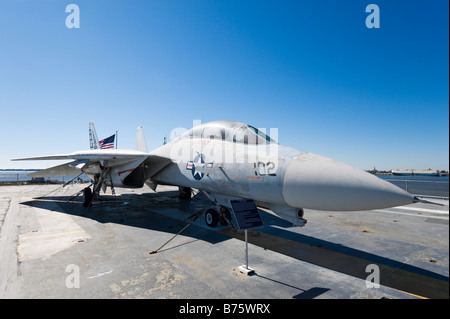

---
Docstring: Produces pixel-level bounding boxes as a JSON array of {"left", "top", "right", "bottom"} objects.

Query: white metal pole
[{"left": 245, "top": 229, "right": 248, "bottom": 269}]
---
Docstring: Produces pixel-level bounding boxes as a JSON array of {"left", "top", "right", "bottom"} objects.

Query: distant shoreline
[{"left": 0, "top": 169, "right": 39, "bottom": 171}]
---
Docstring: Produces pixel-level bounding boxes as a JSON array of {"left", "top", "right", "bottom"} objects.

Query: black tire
[
  {"left": 82, "top": 187, "right": 93, "bottom": 207},
  {"left": 205, "top": 208, "right": 219, "bottom": 228},
  {"left": 178, "top": 187, "right": 192, "bottom": 200}
]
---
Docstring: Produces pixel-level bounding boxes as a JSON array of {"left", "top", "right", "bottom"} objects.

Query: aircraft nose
[{"left": 282, "top": 153, "right": 414, "bottom": 211}]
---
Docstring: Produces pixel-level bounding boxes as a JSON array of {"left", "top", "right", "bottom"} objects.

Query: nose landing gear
[
  {"left": 204, "top": 206, "right": 233, "bottom": 228},
  {"left": 205, "top": 208, "right": 219, "bottom": 228}
]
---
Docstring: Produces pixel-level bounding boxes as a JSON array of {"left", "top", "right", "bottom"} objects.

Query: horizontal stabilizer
[
  {"left": 28, "top": 161, "right": 83, "bottom": 178},
  {"left": 12, "top": 154, "right": 70, "bottom": 161}
]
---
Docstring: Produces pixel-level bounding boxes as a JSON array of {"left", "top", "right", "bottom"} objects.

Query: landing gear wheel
[
  {"left": 82, "top": 187, "right": 93, "bottom": 207},
  {"left": 178, "top": 187, "right": 192, "bottom": 200},
  {"left": 205, "top": 208, "right": 219, "bottom": 228}
]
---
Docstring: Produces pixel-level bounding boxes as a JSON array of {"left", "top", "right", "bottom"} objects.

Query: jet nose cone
[{"left": 282, "top": 153, "right": 414, "bottom": 211}]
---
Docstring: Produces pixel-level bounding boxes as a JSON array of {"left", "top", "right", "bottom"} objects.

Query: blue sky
[{"left": 0, "top": 0, "right": 448, "bottom": 170}]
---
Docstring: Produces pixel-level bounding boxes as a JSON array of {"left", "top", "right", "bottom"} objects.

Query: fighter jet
[{"left": 12, "top": 121, "right": 416, "bottom": 227}]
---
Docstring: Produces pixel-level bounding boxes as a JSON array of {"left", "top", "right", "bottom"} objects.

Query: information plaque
[
  {"left": 230, "top": 199, "right": 264, "bottom": 230},
  {"left": 230, "top": 199, "right": 263, "bottom": 275}
]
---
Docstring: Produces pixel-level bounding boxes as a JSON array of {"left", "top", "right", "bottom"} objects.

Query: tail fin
[
  {"left": 135, "top": 126, "right": 148, "bottom": 152},
  {"left": 89, "top": 122, "right": 100, "bottom": 149}
]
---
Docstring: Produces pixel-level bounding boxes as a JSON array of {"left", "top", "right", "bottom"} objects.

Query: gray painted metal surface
[{"left": 1, "top": 184, "right": 447, "bottom": 299}]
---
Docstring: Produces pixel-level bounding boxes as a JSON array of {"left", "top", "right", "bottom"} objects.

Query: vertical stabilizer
[
  {"left": 135, "top": 126, "right": 148, "bottom": 152},
  {"left": 89, "top": 122, "right": 100, "bottom": 149}
]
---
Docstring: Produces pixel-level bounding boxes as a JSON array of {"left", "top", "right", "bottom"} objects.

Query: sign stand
[
  {"left": 238, "top": 229, "right": 254, "bottom": 275},
  {"left": 230, "top": 199, "right": 264, "bottom": 276}
]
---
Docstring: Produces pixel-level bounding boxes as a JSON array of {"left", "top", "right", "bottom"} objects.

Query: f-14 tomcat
[{"left": 13, "top": 121, "right": 416, "bottom": 227}]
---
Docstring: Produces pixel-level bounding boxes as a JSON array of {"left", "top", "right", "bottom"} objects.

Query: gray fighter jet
[{"left": 13, "top": 121, "right": 416, "bottom": 227}]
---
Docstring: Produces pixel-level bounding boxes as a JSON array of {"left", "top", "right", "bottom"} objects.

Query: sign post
[{"left": 230, "top": 199, "right": 264, "bottom": 275}]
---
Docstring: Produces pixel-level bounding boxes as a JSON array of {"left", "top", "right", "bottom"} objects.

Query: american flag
[{"left": 99, "top": 134, "right": 115, "bottom": 149}]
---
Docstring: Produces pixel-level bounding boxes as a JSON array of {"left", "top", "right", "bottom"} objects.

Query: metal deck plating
[{"left": 0, "top": 184, "right": 448, "bottom": 299}]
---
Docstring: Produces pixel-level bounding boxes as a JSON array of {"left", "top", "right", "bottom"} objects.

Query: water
[
  {"left": 378, "top": 175, "right": 449, "bottom": 198},
  {"left": 379, "top": 175, "right": 449, "bottom": 183}
]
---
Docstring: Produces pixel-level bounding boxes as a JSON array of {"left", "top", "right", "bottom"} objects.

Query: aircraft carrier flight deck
[{"left": 0, "top": 184, "right": 448, "bottom": 299}]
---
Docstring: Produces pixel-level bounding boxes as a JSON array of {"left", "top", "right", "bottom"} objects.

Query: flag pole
[{"left": 116, "top": 131, "right": 118, "bottom": 149}]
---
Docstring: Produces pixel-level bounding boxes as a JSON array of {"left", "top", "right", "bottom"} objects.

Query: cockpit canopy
[{"left": 179, "top": 121, "right": 276, "bottom": 145}]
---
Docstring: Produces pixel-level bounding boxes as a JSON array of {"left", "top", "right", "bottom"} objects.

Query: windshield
[
  {"left": 248, "top": 125, "right": 275, "bottom": 143},
  {"left": 179, "top": 121, "right": 276, "bottom": 145}
]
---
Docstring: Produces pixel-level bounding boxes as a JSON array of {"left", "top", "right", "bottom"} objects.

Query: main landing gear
[
  {"left": 82, "top": 167, "right": 115, "bottom": 207},
  {"left": 178, "top": 186, "right": 192, "bottom": 200},
  {"left": 82, "top": 187, "right": 94, "bottom": 207}
]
